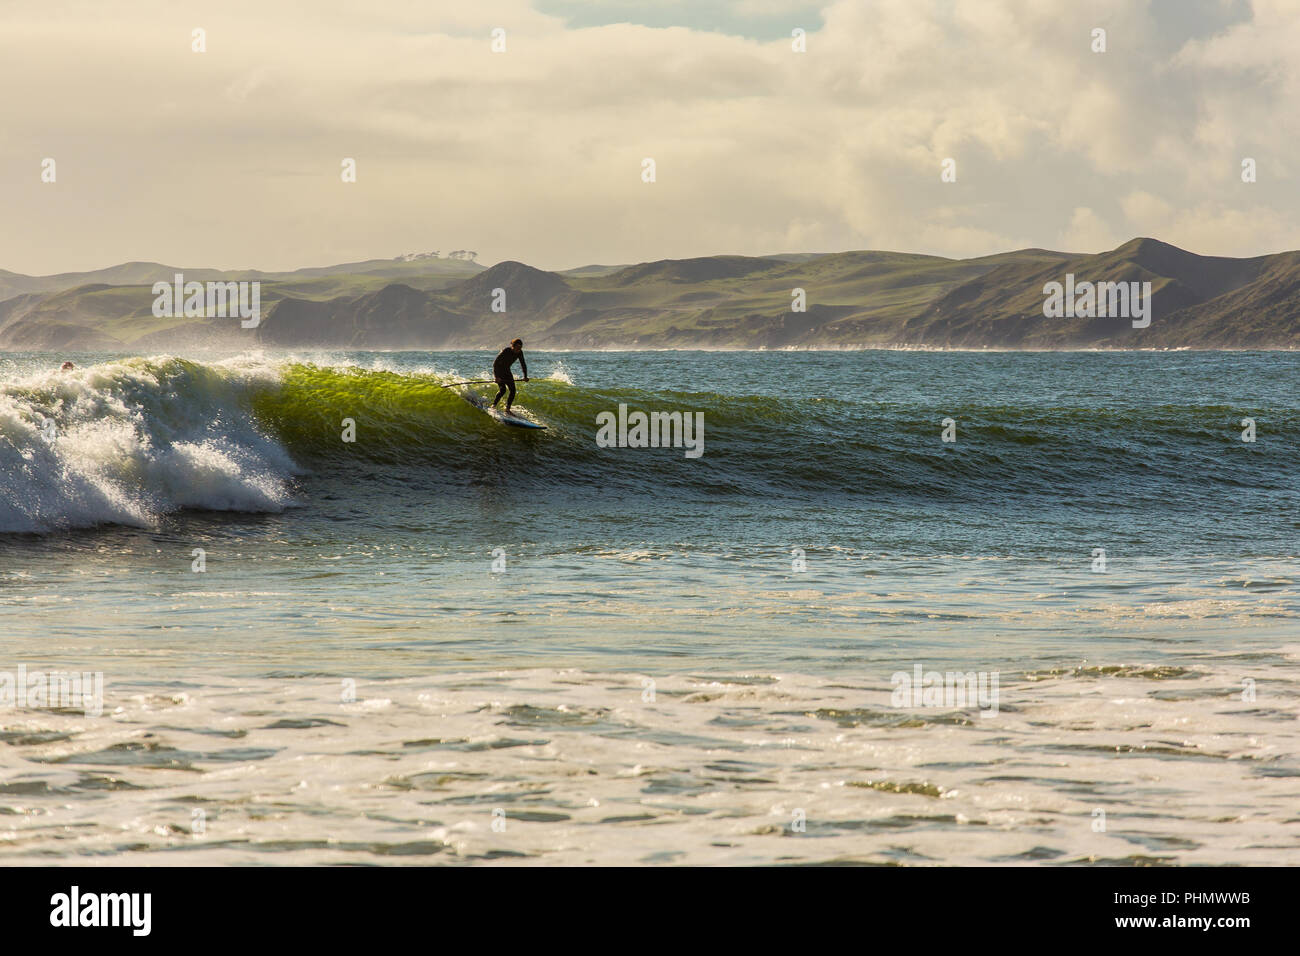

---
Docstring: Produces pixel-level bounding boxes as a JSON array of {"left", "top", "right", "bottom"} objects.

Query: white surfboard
[{"left": 464, "top": 392, "right": 547, "bottom": 429}]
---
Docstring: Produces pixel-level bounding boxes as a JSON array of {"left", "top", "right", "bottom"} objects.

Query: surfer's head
[
  {"left": 511, "top": 338, "right": 523, "bottom": 352},
  {"left": 60, "top": 361, "right": 75, "bottom": 371}
]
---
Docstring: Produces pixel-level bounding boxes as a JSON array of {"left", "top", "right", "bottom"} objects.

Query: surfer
[
  {"left": 491, "top": 338, "right": 529, "bottom": 413},
  {"left": 60, "top": 361, "right": 75, "bottom": 371}
]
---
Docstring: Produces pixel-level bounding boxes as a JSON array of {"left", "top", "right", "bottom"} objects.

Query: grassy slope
[
  {"left": 0, "top": 257, "right": 483, "bottom": 304},
  {"left": 5, "top": 240, "right": 1299, "bottom": 349},
  {"left": 903, "top": 239, "right": 1300, "bottom": 347},
  {"left": 0, "top": 262, "right": 484, "bottom": 348},
  {"left": 539, "top": 250, "right": 1070, "bottom": 346}
]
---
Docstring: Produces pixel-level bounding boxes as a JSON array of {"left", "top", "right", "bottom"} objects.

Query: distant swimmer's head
[
  {"left": 60, "top": 361, "right": 75, "bottom": 371},
  {"left": 511, "top": 338, "right": 523, "bottom": 352}
]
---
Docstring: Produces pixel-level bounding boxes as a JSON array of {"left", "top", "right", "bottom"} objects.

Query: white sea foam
[
  {"left": 0, "top": 357, "right": 297, "bottom": 533},
  {"left": 544, "top": 361, "right": 575, "bottom": 384},
  {"left": 0, "top": 660, "right": 1295, "bottom": 865}
]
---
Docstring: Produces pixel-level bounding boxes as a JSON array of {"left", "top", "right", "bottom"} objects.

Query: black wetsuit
[{"left": 492, "top": 347, "right": 527, "bottom": 407}]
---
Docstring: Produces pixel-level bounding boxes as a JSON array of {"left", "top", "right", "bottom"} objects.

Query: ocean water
[{"left": 1, "top": 349, "right": 1298, "bottom": 865}]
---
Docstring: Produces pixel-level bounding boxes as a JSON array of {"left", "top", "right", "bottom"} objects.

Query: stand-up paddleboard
[
  {"left": 463, "top": 392, "right": 547, "bottom": 429},
  {"left": 488, "top": 407, "right": 547, "bottom": 429}
]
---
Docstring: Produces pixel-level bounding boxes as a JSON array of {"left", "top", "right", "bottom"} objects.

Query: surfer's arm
[{"left": 520, "top": 354, "right": 529, "bottom": 380}]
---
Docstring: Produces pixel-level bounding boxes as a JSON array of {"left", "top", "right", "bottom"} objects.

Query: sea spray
[{"left": 0, "top": 357, "right": 296, "bottom": 533}]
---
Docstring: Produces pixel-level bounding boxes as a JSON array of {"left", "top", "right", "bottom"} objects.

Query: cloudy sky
[{"left": 1, "top": 0, "right": 1297, "bottom": 274}]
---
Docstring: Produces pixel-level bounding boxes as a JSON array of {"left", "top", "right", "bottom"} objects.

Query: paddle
[
  {"left": 437, "top": 379, "right": 498, "bottom": 388},
  {"left": 438, "top": 378, "right": 532, "bottom": 388}
]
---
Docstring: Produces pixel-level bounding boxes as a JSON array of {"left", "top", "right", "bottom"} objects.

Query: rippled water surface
[{"left": 2, "top": 349, "right": 1298, "bottom": 863}]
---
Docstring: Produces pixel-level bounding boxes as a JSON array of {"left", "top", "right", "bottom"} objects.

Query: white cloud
[
  {"left": 1060, "top": 207, "right": 1121, "bottom": 254},
  {"left": 0, "top": 0, "right": 1294, "bottom": 274}
]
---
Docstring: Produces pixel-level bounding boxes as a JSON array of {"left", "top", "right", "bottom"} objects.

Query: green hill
[
  {"left": 902, "top": 238, "right": 1300, "bottom": 347},
  {"left": 3, "top": 240, "right": 1299, "bottom": 350}
]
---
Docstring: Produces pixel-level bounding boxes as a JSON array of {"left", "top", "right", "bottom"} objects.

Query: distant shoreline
[
  {"left": 5, "top": 344, "right": 1300, "bottom": 354},
  {"left": 3, "top": 238, "right": 1299, "bottom": 351}
]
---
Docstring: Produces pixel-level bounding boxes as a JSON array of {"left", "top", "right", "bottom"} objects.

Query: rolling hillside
[
  {"left": 901, "top": 239, "right": 1300, "bottom": 347},
  {"left": 3, "top": 239, "right": 1299, "bottom": 350}
]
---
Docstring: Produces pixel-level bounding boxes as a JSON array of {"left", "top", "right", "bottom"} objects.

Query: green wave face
[
  {"left": 244, "top": 362, "right": 1293, "bottom": 508},
  {"left": 3, "top": 355, "right": 1295, "bottom": 534},
  {"left": 251, "top": 364, "right": 494, "bottom": 462}
]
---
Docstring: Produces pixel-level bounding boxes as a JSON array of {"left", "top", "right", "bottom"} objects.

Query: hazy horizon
[{"left": 9, "top": 233, "right": 1296, "bottom": 283}]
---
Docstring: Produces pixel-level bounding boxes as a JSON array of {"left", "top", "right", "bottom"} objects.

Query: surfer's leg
[
  {"left": 492, "top": 379, "right": 507, "bottom": 407},
  {"left": 505, "top": 378, "right": 517, "bottom": 411}
]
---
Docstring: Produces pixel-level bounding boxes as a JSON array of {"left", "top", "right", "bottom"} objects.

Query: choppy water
[{"left": 1, "top": 349, "right": 1298, "bottom": 864}]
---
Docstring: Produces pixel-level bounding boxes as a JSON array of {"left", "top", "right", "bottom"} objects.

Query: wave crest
[{"left": 0, "top": 357, "right": 297, "bottom": 533}]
